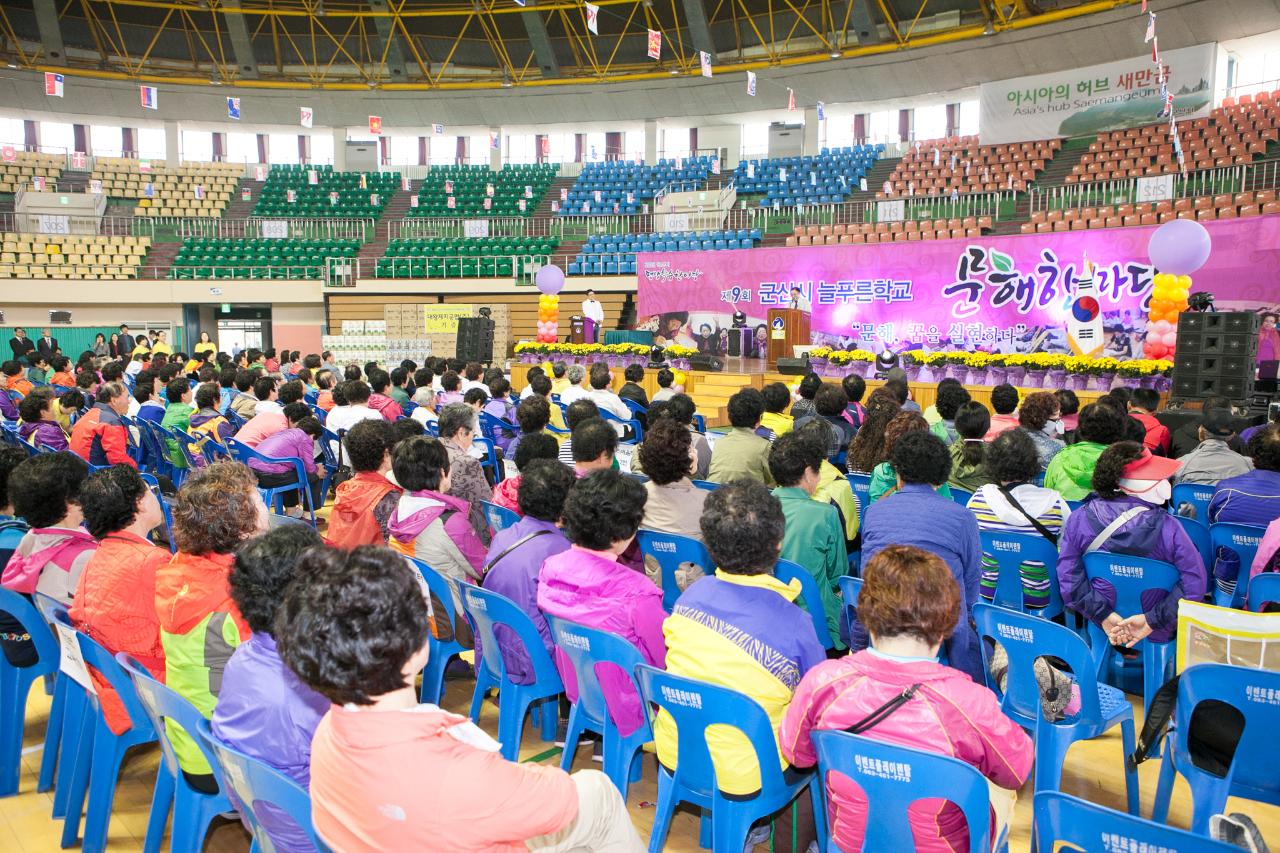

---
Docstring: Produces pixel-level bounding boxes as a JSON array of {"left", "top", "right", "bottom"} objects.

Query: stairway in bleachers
[
  {"left": 846, "top": 156, "right": 901, "bottom": 203},
  {"left": 357, "top": 179, "right": 416, "bottom": 274},
  {"left": 1031, "top": 138, "right": 1091, "bottom": 188},
  {"left": 222, "top": 178, "right": 257, "bottom": 220},
  {"left": 534, "top": 177, "right": 576, "bottom": 218}
]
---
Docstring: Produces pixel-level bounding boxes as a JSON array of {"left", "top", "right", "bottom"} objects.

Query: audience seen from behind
[
  {"left": 1044, "top": 402, "right": 1127, "bottom": 500},
  {"left": 708, "top": 388, "right": 774, "bottom": 486},
  {"left": 1174, "top": 407, "right": 1254, "bottom": 487},
  {"left": 636, "top": 417, "right": 709, "bottom": 592},
  {"left": 928, "top": 379, "right": 970, "bottom": 446},
  {"left": 1205, "top": 425, "right": 1280, "bottom": 597},
  {"left": 845, "top": 387, "right": 901, "bottom": 476},
  {"left": 868, "top": 410, "right": 951, "bottom": 503},
  {"left": 760, "top": 381, "right": 795, "bottom": 438},
  {"left": 436, "top": 402, "right": 495, "bottom": 543},
  {"left": 796, "top": 419, "right": 862, "bottom": 552},
  {"left": 948, "top": 401, "right": 995, "bottom": 493}
]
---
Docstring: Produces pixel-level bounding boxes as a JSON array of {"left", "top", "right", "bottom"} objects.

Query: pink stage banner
[{"left": 636, "top": 217, "right": 1279, "bottom": 356}]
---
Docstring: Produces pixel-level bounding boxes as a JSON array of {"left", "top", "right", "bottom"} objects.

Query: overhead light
[
  {"left": 983, "top": 21, "right": 996, "bottom": 36},
  {"left": 209, "top": 78, "right": 222, "bottom": 85},
  {"left": 6, "top": 63, "right": 16, "bottom": 69},
  {"left": 669, "top": 67, "right": 680, "bottom": 75},
  {"left": 829, "top": 50, "right": 840, "bottom": 59}
]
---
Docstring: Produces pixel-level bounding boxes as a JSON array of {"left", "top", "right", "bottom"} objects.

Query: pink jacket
[
  {"left": 779, "top": 650, "right": 1033, "bottom": 853},
  {"left": 537, "top": 546, "right": 666, "bottom": 736},
  {"left": 1251, "top": 516, "right": 1280, "bottom": 581},
  {"left": 368, "top": 393, "right": 403, "bottom": 422}
]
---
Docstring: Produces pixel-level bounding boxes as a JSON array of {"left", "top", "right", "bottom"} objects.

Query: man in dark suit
[
  {"left": 35, "top": 328, "right": 58, "bottom": 361},
  {"left": 117, "top": 324, "right": 134, "bottom": 358},
  {"left": 8, "top": 328, "right": 34, "bottom": 364}
]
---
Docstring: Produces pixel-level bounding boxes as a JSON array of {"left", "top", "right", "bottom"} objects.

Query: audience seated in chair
[
  {"left": 1174, "top": 407, "right": 1253, "bottom": 486},
  {"left": 986, "top": 383, "right": 1021, "bottom": 438},
  {"left": 868, "top": 411, "right": 953, "bottom": 503},
  {"left": 637, "top": 417, "right": 709, "bottom": 592},
  {"left": 327, "top": 418, "right": 401, "bottom": 548},
  {"left": 438, "top": 402, "right": 496, "bottom": 543},
  {"left": 948, "top": 401, "right": 996, "bottom": 493},
  {"left": 1017, "top": 391, "right": 1066, "bottom": 470},
  {"left": 760, "top": 381, "right": 795, "bottom": 438},
  {"left": 491, "top": 433, "right": 561, "bottom": 515},
  {"left": 859, "top": 431, "right": 982, "bottom": 679},
  {"left": 1205, "top": 424, "right": 1280, "bottom": 596},
  {"left": 70, "top": 465, "right": 167, "bottom": 734},
  {"left": 1056, "top": 441, "right": 1206, "bottom": 646},
  {"left": 927, "top": 380, "right": 969, "bottom": 445},
  {"left": 276, "top": 545, "right": 644, "bottom": 852},
  {"left": 17, "top": 388, "right": 69, "bottom": 452},
  {"left": 246, "top": 410, "right": 325, "bottom": 519},
  {"left": 1044, "top": 402, "right": 1127, "bottom": 500},
  {"left": 780, "top": 545, "right": 1033, "bottom": 852},
  {"left": 795, "top": 383, "right": 857, "bottom": 463},
  {"left": 1128, "top": 388, "right": 1172, "bottom": 456},
  {"left": 708, "top": 388, "right": 774, "bottom": 486},
  {"left": 154, "top": 460, "right": 269, "bottom": 792}
]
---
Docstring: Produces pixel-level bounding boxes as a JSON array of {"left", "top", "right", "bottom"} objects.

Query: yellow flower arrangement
[
  {"left": 665, "top": 345, "right": 697, "bottom": 359},
  {"left": 829, "top": 349, "right": 875, "bottom": 365},
  {"left": 809, "top": 347, "right": 834, "bottom": 360},
  {"left": 1117, "top": 358, "right": 1174, "bottom": 377}
]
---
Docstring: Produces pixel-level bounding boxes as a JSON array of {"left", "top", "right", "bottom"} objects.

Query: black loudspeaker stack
[
  {"left": 688, "top": 354, "right": 725, "bottom": 372},
  {"left": 776, "top": 357, "right": 811, "bottom": 375},
  {"left": 1171, "top": 312, "right": 1260, "bottom": 401},
  {"left": 456, "top": 317, "right": 495, "bottom": 364}
]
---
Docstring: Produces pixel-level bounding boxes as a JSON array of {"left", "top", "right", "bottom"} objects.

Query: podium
[
  {"left": 767, "top": 308, "right": 811, "bottom": 367},
  {"left": 570, "top": 316, "right": 599, "bottom": 344}
]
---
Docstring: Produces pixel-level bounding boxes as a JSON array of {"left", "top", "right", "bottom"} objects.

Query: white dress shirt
[{"left": 582, "top": 299, "right": 605, "bottom": 325}]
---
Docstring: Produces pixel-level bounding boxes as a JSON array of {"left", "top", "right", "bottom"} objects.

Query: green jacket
[
  {"left": 869, "top": 461, "right": 952, "bottom": 504},
  {"left": 773, "top": 486, "right": 846, "bottom": 647},
  {"left": 1043, "top": 440, "right": 1107, "bottom": 500},
  {"left": 948, "top": 441, "right": 995, "bottom": 493},
  {"left": 708, "top": 427, "right": 775, "bottom": 487},
  {"left": 161, "top": 402, "right": 194, "bottom": 468}
]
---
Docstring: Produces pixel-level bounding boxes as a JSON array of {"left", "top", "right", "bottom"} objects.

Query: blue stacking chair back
[
  {"left": 1152, "top": 663, "right": 1280, "bottom": 833},
  {"left": 478, "top": 411, "right": 518, "bottom": 447},
  {"left": 836, "top": 575, "right": 863, "bottom": 645},
  {"left": 846, "top": 473, "right": 871, "bottom": 525},
  {"left": 973, "top": 602, "right": 1138, "bottom": 814},
  {"left": 600, "top": 409, "right": 644, "bottom": 444},
  {"left": 1170, "top": 482, "right": 1214, "bottom": 522},
  {"left": 0, "top": 587, "right": 59, "bottom": 796},
  {"left": 1034, "top": 790, "right": 1238, "bottom": 853},
  {"left": 117, "top": 652, "right": 232, "bottom": 853},
  {"left": 1081, "top": 552, "right": 1180, "bottom": 712},
  {"left": 634, "top": 664, "right": 821, "bottom": 853},
  {"left": 1210, "top": 522, "right": 1266, "bottom": 608},
  {"left": 949, "top": 487, "right": 974, "bottom": 506},
  {"left": 480, "top": 499, "right": 520, "bottom": 536},
  {"left": 472, "top": 436, "right": 504, "bottom": 483},
  {"left": 226, "top": 438, "right": 316, "bottom": 523},
  {"left": 1247, "top": 572, "right": 1280, "bottom": 612},
  {"left": 455, "top": 582, "right": 564, "bottom": 762},
  {"left": 1175, "top": 515, "right": 1213, "bottom": 570},
  {"left": 405, "top": 558, "right": 468, "bottom": 705},
  {"left": 74, "top": 627, "right": 158, "bottom": 853},
  {"left": 197, "top": 719, "right": 328, "bottom": 853},
  {"left": 545, "top": 616, "right": 650, "bottom": 799},
  {"left": 690, "top": 479, "right": 718, "bottom": 491},
  {"left": 636, "top": 529, "right": 715, "bottom": 611},
  {"left": 978, "top": 530, "right": 1065, "bottom": 618},
  {"left": 621, "top": 398, "right": 647, "bottom": 419},
  {"left": 774, "top": 559, "right": 836, "bottom": 650},
  {"left": 811, "top": 729, "right": 998, "bottom": 853}
]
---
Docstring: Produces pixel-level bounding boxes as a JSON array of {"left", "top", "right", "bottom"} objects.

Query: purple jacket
[
  {"left": 1208, "top": 469, "right": 1280, "bottom": 528},
  {"left": 482, "top": 399, "right": 518, "bottom": 453},
  {"left": 211, "top": 632, "right": 329, "bottom": 853},
  {"left": 0, "top": 392, "right": 16, "bottom": 421},
  {"left": 480, "top": 516, "right": 571, "bottom": 685},
  {"left": 537, "top": 546, "right": 667, "bottom": 736},
  {"left": 248, "top": 427, "right": 317, "bottom": 476},
  {"left": 1056, "top": 495, "right": 1206, "bottom": 643},
  {"left": 388, "top": 490, "right": 487, "bottom": 582},
  {"left": 19, "top": 420, "right": 68, "bottom": 452}
]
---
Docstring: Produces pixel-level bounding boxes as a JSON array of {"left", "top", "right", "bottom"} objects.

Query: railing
[
  {"left": 0, "top": 212, "right": 153, "bottom": 238},
  {"left": 740, "top": 191, "right": 1010, "bottom": 232},
  {"left": 1028, "top": 160, "right": 1280, "bottom": 213},
  {"left": 174, "top": 216, "right": 375, "bottom": 240},
  {"left": 351, "top": 253, "right": 549, "bottom": 281},
  {"left": 161, "top": 264, "right": 330, "bottom": 281},
  {"left": 386, "top": 216, "right": 553, "bottom": 240}
]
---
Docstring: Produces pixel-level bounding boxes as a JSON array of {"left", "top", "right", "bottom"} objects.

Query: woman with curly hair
[
  {"left": 1017, "top": 391, "right": 1066, "bottom": 470},
  {"left": 867, "top": 411, "right": 954, "bottom": 503},
  {"left": 154, "top": 459, "right": 269, "bottom": 791},
  {"left": 845, "top": 387, "right": 901, "bottom": 475},
  {"left": 1056, "top": 441, "right": 1205, "bottom": 646}
]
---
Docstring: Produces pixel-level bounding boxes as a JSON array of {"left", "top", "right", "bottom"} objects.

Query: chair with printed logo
[
  {"left": 1210, "top": 522, "right": 1266, "bottom": 609},
  {"left": 1170, "top": 482, "right": 1215, "bottom": 523},
  {"left": 978, "top": 530, "right": 1065, "bottom": 620},
  {"left": 636, "top": 529, "right": 714, "bottom": 612},
  {"left": 1247, "top": 572, "right": 1280, "bottom": 612},
  {"left": 480, "top": 500, "right": 520, "bottom": 537},
  {"left": 1035, "top": 790, "right": 1237, "bottom": 853}
]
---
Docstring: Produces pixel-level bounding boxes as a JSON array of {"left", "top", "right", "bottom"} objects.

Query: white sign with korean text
[
  {"left": 876, "top": 199, "right": 905, "bottom": 223},
  {"left": 260, "top": 220, "right": 289, "bottom": 239},
  {"left": 979, "top": 43, "right": 1216, "bottom": 145},
  {"left": 1136, "top": 174, "right": 1175, "bottom": 202},
  {"left": 463, "top": 219, "right": 490, "bottom": 239}
]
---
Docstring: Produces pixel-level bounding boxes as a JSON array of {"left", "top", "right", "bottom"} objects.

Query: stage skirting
[{"left": 604, "top": 330, "right": 654, "bottom": 346}]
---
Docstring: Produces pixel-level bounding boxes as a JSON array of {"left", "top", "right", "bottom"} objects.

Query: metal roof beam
[
  {"left": 521, "top": 2, "right": 560, "bottom": 80},
  {"left": 681, "top": 0, "right": 718, "bottom": 55},
  {"left": 846, "top": 0, "right": 886, "bottom": 45},
  {"left": 32, "top": 0, "right": 66, "bottom": 65},
  {"left": 366, "top": 0, "right": 408, "bottom": 82},
  {"left": 220, "top": 0, "right": 259, "bottom": 79}
]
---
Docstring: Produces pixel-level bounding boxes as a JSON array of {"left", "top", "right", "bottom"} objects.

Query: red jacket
[
  {"left": 490, "top": 476, "right": 522, "bottom": 515},
  {"left": 368, "top": 393, "right": 403, "bottom": 422},
  {"left": 69, "top": 404, "right": 136, "bottom": 468},
  {"left": 1133, "top": 412, "right": 1172, "bottom": 455},
  {"left": 70, "top": 531, "right": 169, "bottom": 734},
  {"left": 327, "top": 472, "right": 401, "bottom": 549}
]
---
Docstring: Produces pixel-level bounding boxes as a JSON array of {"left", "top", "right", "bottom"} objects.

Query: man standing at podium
[
  {"left": 788, "top": 286, "right": 811, "bottom": 313},
  {"left": 582, "top": 289, "right": 604, "bottom": 344}
]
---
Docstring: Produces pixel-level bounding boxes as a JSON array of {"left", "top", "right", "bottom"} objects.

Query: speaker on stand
[
  {"left": 1171, "top": 312, "right": 1260, "bottom": 403},
  {"left": 456, "top": 317, "right": 495, "bottom": 364}
]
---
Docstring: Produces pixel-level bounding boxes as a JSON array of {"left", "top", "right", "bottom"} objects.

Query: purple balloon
[
  {"left": 535, "top": 264, "right": 566, "bottom": 295},
  {"left": 1147, "top": 218, "right": 1211, "bottom": 276}
]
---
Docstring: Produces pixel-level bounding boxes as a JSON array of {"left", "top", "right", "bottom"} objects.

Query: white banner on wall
[
  {"left": 876, "top": 199, "right": 905, "bottom": 223},
  {"left": 260, "top": 220, "right": 289, "bottom": 239},
  {"left": 979, "top": 43, "right": 1216, "bottom": 145},
  {"left": 37, "top": 214, "right": 70, "bottom": 235},
  {"left": 463, "top": 219, "right": 490, "bottom": 238},
  {"left": 1136, "top": 174, "right": 1176, "bottom": 202}
]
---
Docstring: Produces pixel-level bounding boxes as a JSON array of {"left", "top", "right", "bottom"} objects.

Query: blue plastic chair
[
  {"left": 973, "top": 603, "right": 1138, "bottom": 815},
  {"left": 634, "top": 665, "right": 823, "bottom": 853},
  {"left": 1081, "top": 553, "right": 1179, "bottom": 714},
  {"left": 74, "top": 626, "right": 158, "bottom": 853},
  {"left": 545, "top": 616, "right": 650, "bottom": 799},
  {"left": 455, "top": 582, "right": 563, "bottom": 761},
  {"left": 33, "top": 593, "right": 87, "bottom": 819},
  {"left": 118, "top": 652, "right": 232, "bottom": 853},
  {"left": 621, "top": 398, "right": 647, "bottom": 419},
  {"left": 1175, "top": 514, "right": 1213, "bottom": 572},
  {"left": 406, "top": 558, "right": 470, "bottom": 706},
  {"left": 0, "top": 588, "right": 59, "bottom": 797},
  {"left": 846, "top": 473, "right": 871, "bottom": 526},
  {"left": 1034, "top": 790, "right": 1237, "bottom": 853},
  {"left": 636, "top": 529, "right": 715, "bottom": 611},
  {"left": 1152, "top": 663, "right": 1280, "bottom": 833},
  {"left": 197, "top": 719, "right": 329, "bottom": 853},
  {"left": 226, "top": 438, "right": 317, "bottom": 524},
  {"left": 1210, "top": 522, "right": 1266, "bottom": 609},
  {"left": 601, "top": 409, "right": 644, "bottom": 444},
  {"left": 775, "top": 559, "right": 837, "bottom": 651},
  {"left": 811, "top": 729, "right": 1006, "bottom": 853},
  {"left": 836, "top": 575, "right": 863, "bottom": 644},
  {"left": 479, "top": 410, "right": 519, "bottom": 449},
  {"left": 472, "top": 436, "right": 504, "bottom": 484},
  {"left": 690, "top": 479, "right": 718, "bottom": 491},
  {"left": 978, "top": 530, "right": 1065, "bottom": 619},
  {"left": 1247, "top": 572, "right": 1280, "bottom": 611},
  {"left": 480, "top": 500, "right": 520, "bottom": 536},
  {"left": 1170, "top": 481, "right": 1215, "bottom": 522},
  {"left": 949, "top": 486, "right": 974, "bottom": 506}
]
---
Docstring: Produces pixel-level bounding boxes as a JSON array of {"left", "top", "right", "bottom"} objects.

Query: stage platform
[{"left": 510, "top": 362, "right": 1124, "bottom": 429}]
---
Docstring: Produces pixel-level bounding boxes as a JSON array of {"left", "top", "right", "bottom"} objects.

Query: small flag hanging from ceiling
[
  {"left": 1141, "top": 0, "right": 1147, "bottom": 10},
  {"left": 369, "top": 115, "right": 382, "bottom": 134},
  {"left": 699, "top": 51, "right": 712, "bottom": 78},
  {"left": 585, "top": 3, "right": 599, "bottom": 34},
  {"left": 746, "top": 71, "right": 757, "bottom": 96},
  {"left": 647, "top": 30, "right": 662, "bottom": 60},
  {"left": 816, "top": 101, "right": 825, "bottom": 121},
  {"left": 227, "top": 97, "right": 240, "bottom": 120},
  {"left": 1144, "top": 12, "right": 1156, "bottom": 43},
  {"left": 491, "top": 133, "right": 500, "bottom": 150},
  {"left": 44, "top": 72, "right": 63, "bottom": 98},
  {"left": 300, "top": 106, "right": 313, "bottom": 128},
  {"left": 787, "top": 88, "right": 796, "bottom": 111},
  {"left": 433, "top": 123, "right": 445, "bottom": 135},
  {"left": 1151, "top": 36, "right": 1158, "bottom": 63},
  {"left": 140, "top": 85, "right": 158, "bottom": 109}
]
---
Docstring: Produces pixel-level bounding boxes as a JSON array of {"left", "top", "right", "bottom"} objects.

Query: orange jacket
[
  {"left": 327, "top": 472, "right": 400, "bottom": 549},
  {"left": 70, "top": 531, "right": 169, "bottom": 734}
]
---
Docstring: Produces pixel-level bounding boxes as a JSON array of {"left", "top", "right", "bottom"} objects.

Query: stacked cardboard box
[{"left": 485, "top": 304, "right": 511, "bottom": 361}]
